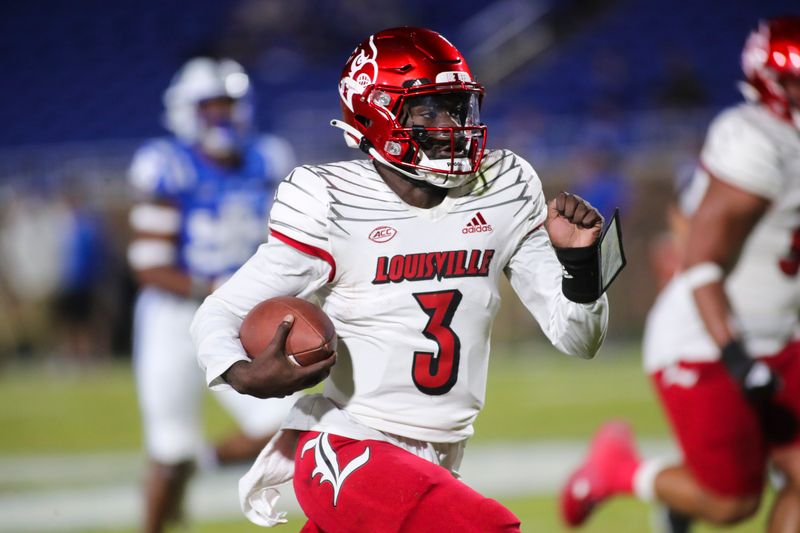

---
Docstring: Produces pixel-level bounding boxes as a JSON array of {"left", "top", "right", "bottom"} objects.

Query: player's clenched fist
[{"left": 545, "top": 191, "right": 603, "bottom": 249}]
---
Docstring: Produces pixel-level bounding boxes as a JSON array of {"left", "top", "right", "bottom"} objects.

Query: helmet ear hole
[{"left": 355, "top": 115, "right": 371, "bottom": 128}]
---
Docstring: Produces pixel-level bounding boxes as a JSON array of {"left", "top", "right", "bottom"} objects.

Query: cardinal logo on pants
[{"left": 301, "top": 433, "right": 371, "bottom": 506}]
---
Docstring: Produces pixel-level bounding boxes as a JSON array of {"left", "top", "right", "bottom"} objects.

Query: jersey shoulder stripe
[
  {"left": 271, "top": 229, "right": 336, "bottom": 281},
  {"left": 269, "top": 166, "right": 331, "bottom": 250}
]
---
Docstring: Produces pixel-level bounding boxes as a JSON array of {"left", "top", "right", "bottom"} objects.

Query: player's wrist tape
[
  {"left": 683, "top": 262, "right": 724, "bottom": 290},
  {"left": 555, "top": 243, "right": 601, "bottom": 304},
  {"left": 721, "top": 339, "right": 777, "bottom": 396}
]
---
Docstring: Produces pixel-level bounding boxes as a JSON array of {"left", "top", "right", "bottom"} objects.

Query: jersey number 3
[{"left": 412, "top": 290, "right": 463, "bottom": 395}]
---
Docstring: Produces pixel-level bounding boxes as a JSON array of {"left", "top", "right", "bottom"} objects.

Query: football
[{"left": 239, "top": 296, "right": 337, "bottom": 366}]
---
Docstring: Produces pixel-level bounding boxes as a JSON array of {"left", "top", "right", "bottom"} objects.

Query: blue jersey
[{"left": 128, "top": 135, "right": 294, "bottom": 279}]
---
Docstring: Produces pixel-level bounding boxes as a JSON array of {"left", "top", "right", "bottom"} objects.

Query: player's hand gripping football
[
  {"left": 545, "top": 192, "right": 603, "bottom": 248},
  {"left": 223, "top": 316, "right": 336, "bottom": 399}
]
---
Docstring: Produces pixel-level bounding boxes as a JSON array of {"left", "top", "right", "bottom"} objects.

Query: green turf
[
  {"left": 0, "top": 343, "right": 768, "bottom": 532},
  {"left": 108, "top": 494, "right": 771, "bottom": 533},
  {"left": 474, "top": 341, "right": 670, "bottom": 441},
  {"left": 0, "top": 342, "right": 667, "bottom": 454},
  {"left": 505, "top": 493, "right": 771, "bottom": 533}
]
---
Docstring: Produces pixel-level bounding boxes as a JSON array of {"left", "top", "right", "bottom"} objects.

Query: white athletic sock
[{"left": 633, "top": 458, "right": 669, "bottom": 502}]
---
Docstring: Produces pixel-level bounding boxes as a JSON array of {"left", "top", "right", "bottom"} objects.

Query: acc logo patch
[{"left": 369, "top": 225, "right": 397, "bottom": 243}]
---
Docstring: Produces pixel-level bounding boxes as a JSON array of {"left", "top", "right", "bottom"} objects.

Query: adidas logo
[{"left": 462, "top": 212, "right": 493, "bottom": 234}]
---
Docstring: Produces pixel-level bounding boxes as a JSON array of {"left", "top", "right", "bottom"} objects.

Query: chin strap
[
  {"left": 330, "top": 119, "right": 423, "bottom": 181},
  {"left": 330, "top": 119, "right": 468, "bottom": 189}
]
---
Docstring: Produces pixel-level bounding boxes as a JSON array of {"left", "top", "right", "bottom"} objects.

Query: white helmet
[{"left": 163, "top": 57, "right": 253, "bottom": 155}]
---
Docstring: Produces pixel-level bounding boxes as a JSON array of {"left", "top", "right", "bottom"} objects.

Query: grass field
[{"left": 0, "top": 341, "right": 772, "bottom": 532}]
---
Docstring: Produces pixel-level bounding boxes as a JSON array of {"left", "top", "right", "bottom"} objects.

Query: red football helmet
[
  {"left": 331, "top": 27, "right": 487, "bottom": 188},
  {"left": 741, "top": 16, "right": 800, "bottom": 127}
]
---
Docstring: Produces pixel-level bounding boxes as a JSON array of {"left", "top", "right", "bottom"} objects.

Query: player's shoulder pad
[
  {"left": 706, "top": 104, "right": 775, "bottom": 157},
  {"left": 272, "top": 165, "right": 331, "bottom": 217},
  {"left": 128, "top": 137, "right": 195, "bottom": 196},
  {"left": 270, "top": 165, "right": 331, "bottom": 249},
  {"left": 282, "top": 164, "right": 330, "bottom": 192},
  {"left": 702, "top": 103, "right": 781, "bottom": 198}
]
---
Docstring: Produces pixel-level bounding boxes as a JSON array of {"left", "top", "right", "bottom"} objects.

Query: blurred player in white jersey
[
  {"left": 191, "top": 27, "right": 622, "bottom": 532},
  {"left": 127, "top": 57, "right": 298, "bottom": 533},
  {"left": 561, "top": 16, "right": 800, "bottom": 532}
]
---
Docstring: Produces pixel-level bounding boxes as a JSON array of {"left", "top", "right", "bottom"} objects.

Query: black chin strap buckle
[{"left": 358, "top": 136, "right": 373, "bottom": 156}]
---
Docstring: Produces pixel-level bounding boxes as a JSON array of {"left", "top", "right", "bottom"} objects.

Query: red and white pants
[{"left": 293, "top": 431, "right": 520, "bottom": 532}]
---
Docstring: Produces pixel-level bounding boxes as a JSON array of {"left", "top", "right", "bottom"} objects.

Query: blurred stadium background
[{"left": 0, "top": 0, "right": 795, "bottom": 531}]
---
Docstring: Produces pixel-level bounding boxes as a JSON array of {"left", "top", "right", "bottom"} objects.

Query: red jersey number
[{"left": 412, "top": 290, "right": 463, "bottom": 395}]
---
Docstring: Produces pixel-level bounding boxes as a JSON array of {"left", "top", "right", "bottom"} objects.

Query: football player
[
  {"left": 561, "top": 16, "right": 800, "bottom": 532},
  {"left": 192, "top": 27, "right": 617, "bottom": 532},
  {"left": 127, "top": 57, "right": 299, "bottom": 533}
]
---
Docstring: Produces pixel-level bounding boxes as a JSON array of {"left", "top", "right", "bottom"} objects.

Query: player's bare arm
[
  {"left": 223, "top": 316, "right": 336, "bottom": 398},
  {"left": 545, "top": 191, "right": 604, "bottom": 248},
  {"left": 685, "top": 176, "right": 768, "bottom": 347},
  {"left": 129, "top": 198, "right": 213, "bottom": 299},
  {"left": 133, "top": 263, "right": 209, "bottom": 299},
  {"left": 686, "top": 175, "right": 775, "bottom": 400}
]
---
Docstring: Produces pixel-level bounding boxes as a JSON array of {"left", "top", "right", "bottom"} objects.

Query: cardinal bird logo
[
  {"left": 339, "top": 35, "right": 379, "bottom": 112},
  {"left": 301, "top": 433, "right": 371, "bottom": 506}
]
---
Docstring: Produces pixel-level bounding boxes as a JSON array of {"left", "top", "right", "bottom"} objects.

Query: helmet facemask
[
  {"left": 195, "top": 96, "right": 251, "bottom": 159},
  {"left": 391, "top": 89, "right": 485, "bottom": 187},
  {"left": 355, "top": 82, "right": 487, "bottom": 189}
]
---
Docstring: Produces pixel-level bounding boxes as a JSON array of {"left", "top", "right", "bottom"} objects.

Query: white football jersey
[
  {"left": 644, "top": 103, "right": 800, "bottom": 373},
  {"left": 193, "top": 149, "right": 608, "bottom": 443}
]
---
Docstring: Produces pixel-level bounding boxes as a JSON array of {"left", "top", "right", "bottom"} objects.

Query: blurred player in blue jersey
[{"left": 127, "top": 57, "right": 298, "bottom": 533}]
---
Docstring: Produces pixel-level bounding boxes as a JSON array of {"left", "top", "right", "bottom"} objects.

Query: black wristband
[{"left": 554, "top": 243, "right": 601, "bottom": 303}]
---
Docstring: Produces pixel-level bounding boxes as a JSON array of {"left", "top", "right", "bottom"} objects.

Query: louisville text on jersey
[{"left": 372, "top": 249, "right": 495, "bottom": 284}]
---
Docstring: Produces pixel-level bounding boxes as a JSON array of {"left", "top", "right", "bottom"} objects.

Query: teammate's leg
[
  {"left": 765, "top": 343, "right": 800, "bottom": 533},
  {"left": 209, "top": 431, "right": 273, "bottom": 465},
  {"left": 294, "top": 431, "right": 520, "bottom": 533},
  {"left": 768, "top": 446, "right": 800, "bottom": 532},
  {"left": 214, "top": 388, "right": 302, "bottom": 465},
  {"left": 652, "top": 465, "right": 759, "bottom": 524},
  {"left": 651, "top": 504, "right": 693, "bottom": 533},
  {"left": 133, "top": 291, "right": 205, "bottom": 533},
  {"left": 142, "top": 460, "right": 195, "bottom": 531},
  {"left": 561, "top": 360, "right": 766, "bottom": 527},
  {"left": 649, "top": 361, "right": 765, "bottom": 524}
]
